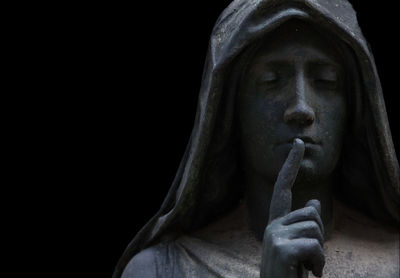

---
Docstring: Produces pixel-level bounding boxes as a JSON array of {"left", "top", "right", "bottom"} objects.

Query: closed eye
[
  {"left": 312, "top": 66, "right": 340, "bottom": 89},
  {"left": 258, "top": 71, "right": 280, "bottom": 88},
  {"left": 313, "top": 79, "right": 338, "bottom": 89}
]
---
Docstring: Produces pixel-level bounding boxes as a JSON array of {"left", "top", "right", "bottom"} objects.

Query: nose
[{"left": 284, "top": 74, "right": 315, "bottom": 127}]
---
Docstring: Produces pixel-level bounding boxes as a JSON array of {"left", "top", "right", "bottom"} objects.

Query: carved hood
[{"left": 113, "top": 1, "right": 399, "bottom": 276}]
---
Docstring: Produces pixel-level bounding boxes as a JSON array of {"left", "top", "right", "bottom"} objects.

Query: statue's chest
[{"left": 312, "top": 227, "right": 400, "bottom": 278}]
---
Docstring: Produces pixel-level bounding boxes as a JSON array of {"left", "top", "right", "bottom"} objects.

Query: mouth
[
  {"left": 285, "top": 136, "right": 320, "bottom": 145},
  {"left": 274, "top": 136, "right": 321, "bottom": 156},
  {"left": 295, "top": 136, "right": 317, "bottom": 144}
]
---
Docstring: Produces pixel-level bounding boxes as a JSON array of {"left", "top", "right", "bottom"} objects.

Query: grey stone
[{"left": 114, "top": 1, "right": 399, "bottom": 277}]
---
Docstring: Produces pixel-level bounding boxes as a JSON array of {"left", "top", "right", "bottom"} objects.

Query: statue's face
[{"left": 237, "top": 22, "right": 347, "bottom": 184}]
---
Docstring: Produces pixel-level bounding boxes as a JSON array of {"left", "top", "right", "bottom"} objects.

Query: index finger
[{"left": 269, "top": 138, "right": 305, "bottom": 223}]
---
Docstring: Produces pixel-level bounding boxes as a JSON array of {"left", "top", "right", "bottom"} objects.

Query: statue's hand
[
  {"left": 261, "top": 200, "right": 325, "bottom": 277},
  {"left": 260, "top": 139, "right": 325, "bottom": 278}
]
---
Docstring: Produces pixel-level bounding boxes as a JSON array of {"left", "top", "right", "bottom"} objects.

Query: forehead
[{"left": 250, "top": 20, "right": 343, "bottom": 67}]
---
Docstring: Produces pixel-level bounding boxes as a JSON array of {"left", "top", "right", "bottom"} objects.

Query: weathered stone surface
[{"left": 114, "top": 1, "right": 399, "bottom": 277}]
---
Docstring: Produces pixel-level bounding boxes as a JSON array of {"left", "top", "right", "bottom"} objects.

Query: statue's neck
[{"left": 244, "top": 170, "right": 334, "bottom": 240}]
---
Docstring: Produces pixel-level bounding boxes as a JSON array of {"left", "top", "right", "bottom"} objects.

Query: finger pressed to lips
[{"left": 269, "top": 138, "right": 305, "bottom": 222}]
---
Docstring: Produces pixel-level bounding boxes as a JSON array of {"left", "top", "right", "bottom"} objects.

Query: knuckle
[
  {"left": 308, "top": 221, "right": 320, "bottom": 232},
  {"left": 270, "top": 236, "right": 289, "bottom": 249},
  {"left": 308, "top": 238, "right": 320, "bottom": 248},
  {"left": 306, "top": 206, "right": 318, "bottom": 218},
  {"left": 271, "top": 237, "right": 282, "bottom": 248},
  {"left": 264, "top": 222, "right": 276, "bottom": 235},
  {"left": 271, "top": 239, "right": 293, "bottom": 262},
  {"left": 309, "top": 199, "right": 320, "bottom": 207},
  {"left": 264, "top": 224, "right": 282, "bottom": 242}
]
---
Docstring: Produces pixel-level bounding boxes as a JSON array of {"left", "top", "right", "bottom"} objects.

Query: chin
[
  {"left": 297, "top": 160, "right": 316, "bottom": 181},
  {"left": 296, "top": 157, "right": 337, "bottom": 185}
]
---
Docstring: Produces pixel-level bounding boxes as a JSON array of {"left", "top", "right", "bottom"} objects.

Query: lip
[{"left": 285, "top": 136, "right": 320, "bottom": 145}]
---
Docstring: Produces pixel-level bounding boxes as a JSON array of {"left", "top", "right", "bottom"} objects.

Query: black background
[{"left": 43, "top": 1, "right": 398, "bottom": 276}]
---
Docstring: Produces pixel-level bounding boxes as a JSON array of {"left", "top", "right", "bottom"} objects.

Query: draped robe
[{"left": 114, "top": 1, "right": 400, "bottom": 277}]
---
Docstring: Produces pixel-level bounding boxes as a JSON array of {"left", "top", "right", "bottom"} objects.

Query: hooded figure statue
[{"left": 114, "top": 0, "right": 399, "bottom": 277}]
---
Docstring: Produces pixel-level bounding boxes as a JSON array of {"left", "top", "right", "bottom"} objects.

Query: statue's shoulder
[{"left": 121, "top": 246, "right": 162, "bottom": 278}]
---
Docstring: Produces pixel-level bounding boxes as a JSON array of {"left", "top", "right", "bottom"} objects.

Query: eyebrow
[
  {"left": 308, "top": 59, "right": 342, "bottom": 68},
  {"left": 258, "top": 57, "right": 341, "bottom": 66},
  {"left": 308, "top": 61, "right": 344, "bottom": 77}
]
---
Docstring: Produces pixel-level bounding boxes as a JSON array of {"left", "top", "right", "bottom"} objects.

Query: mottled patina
[{"left": 114, "top": 1, "right": 399, "bottom": 277}]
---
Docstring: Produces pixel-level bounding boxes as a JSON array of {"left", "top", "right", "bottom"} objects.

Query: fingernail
[{"left": 294, "top": 138, "right": 304, "bottom": 145}]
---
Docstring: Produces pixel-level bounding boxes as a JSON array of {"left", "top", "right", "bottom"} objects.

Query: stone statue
[{"left": 114, "top": 0, "right": 399, "bottom": 277}]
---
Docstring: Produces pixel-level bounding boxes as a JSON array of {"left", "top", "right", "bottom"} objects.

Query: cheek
[
  {"left": 239, "top": 96, "right": 283, "bottom": 139},
  {"left": 237, "top": 96, "right": 287, "bottom": 179},
  {"left": 238, "top": 96, "right": 285, "bottom": 161},
  {"left": 318, "top": 96, "right": 347, "bottom": 146}
]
